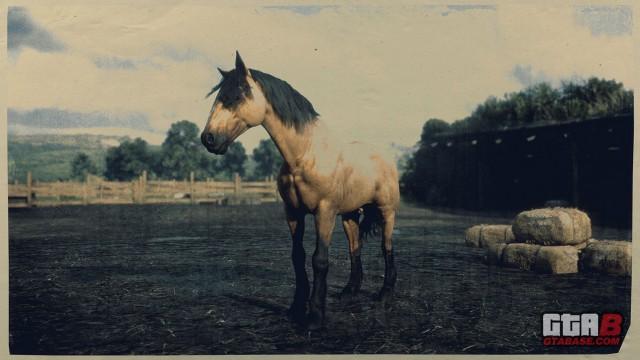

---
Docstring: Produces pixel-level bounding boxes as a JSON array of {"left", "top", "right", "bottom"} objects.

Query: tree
[
  {"left": 559, "top": 77, "right": 632, "bottom": 119},
  {"left": 157, "top": 120, "right": 210, "bottom": 180},
  {"left": 200, "top": 154, "right": 220, "bottom": 179},
  {"left": 444, "top": 77, "right": 632, "bottom": 135},
  {"left": 220, "top": 142, "right": 248, "bottom": 177},
  {"left": 71, "top": 152, "right": 98, "bottom": 180},
  {"left": 252, "top": 139, "right": 282, "bottom": 179},
  {"left": 104, "top": 138, "right": 154, "bottom": 181},
  {"left": 419, "top": 118, "right": 450, "bottom": 145}
]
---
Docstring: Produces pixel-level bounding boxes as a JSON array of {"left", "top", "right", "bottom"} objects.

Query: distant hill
[{"left": 8, "top": 134, "right": 129, "bottom": 182}]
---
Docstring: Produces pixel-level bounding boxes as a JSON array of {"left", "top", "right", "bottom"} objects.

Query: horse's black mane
[
  {"left": 252, "top": 70, "right": 320, "bottom": 131},
  {"left": 207, "top": 69, "right": 319, "bottom": 132}
]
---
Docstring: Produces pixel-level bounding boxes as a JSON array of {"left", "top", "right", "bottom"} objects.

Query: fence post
[
  {"left": 190, "top": 171, "right": 195, "bottom": 204},
  {"left": 56, "top": 180, "right": 61, "bottom": 206},
  {"left": 476, "top": 137, "right": 486, "bottom": 209},
  {"left": 131, "top": 180, "right": 137, "bottom": 204},
  {"left": 272, "top": 176, "right": 279, "bottom": 202},
  {"left": 26, "top": 171, "right": 33, "bottom": 207},
  {"left": 234, "top": 173, "right": 241, "bottom": 194},
  {"left": 83, "top": 175, "right": 89, "bottom": 205},
  {"left": 140, "top": 170, "right": 147, "bottom": 204}
]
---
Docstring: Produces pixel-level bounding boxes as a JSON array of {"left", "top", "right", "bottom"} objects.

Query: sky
[{"left": 6, "top": 2, "right": 635, "bottom": 152}]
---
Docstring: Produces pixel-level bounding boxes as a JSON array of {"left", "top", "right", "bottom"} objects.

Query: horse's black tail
[{"left": 359, "top": 204, "right": 383, "bottom": 240}]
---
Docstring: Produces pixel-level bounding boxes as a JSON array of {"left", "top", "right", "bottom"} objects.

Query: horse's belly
[{"left": 337, "top": 179, "right": 376, "bottom": 213}]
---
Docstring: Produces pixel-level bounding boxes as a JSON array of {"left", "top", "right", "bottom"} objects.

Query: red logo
[{"left": 599, "top": 313, "right": 623, "bottom": 337}]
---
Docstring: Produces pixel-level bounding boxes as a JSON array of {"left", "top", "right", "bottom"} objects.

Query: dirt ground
[{"left": 9, "top": 203, "right": 631, "bottom": 355}]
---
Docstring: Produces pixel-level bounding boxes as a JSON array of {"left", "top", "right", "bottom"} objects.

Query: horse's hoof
[
  {"left": 339, "top": 286, "right": 359, "bottom": 302},
  {"left": 375, "top": 287, "right": 394, "bottom": 306},
  {"left": 286, "top": 303, "right": 307, "bottom": 324},
  {"left": 306, "top": 311, "right": 325, "bottom": 330}
]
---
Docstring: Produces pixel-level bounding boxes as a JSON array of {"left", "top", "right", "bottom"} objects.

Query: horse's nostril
[{"left": 201, "top": 133, "right": 215, "bottom": 147}]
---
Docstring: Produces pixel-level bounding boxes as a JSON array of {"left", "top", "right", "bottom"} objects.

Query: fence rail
[{"left": 8, "top": 171, "right": 280, "bottom": 207}]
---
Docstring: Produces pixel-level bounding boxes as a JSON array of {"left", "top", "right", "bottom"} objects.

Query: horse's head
[{"left": 201, "top": 51, "right": 267, "bottom": 154}]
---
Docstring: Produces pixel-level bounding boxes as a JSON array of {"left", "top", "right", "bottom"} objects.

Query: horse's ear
[
  {"left": 235, "top": 51, "right": 250, "bottom": 78},
  {"left": 218, "top": 67, "right": 230, "bottom": 78}
]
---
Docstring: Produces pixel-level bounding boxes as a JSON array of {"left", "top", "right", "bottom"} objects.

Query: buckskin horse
[{"left": 201, "top": 52, "right": 399, "bottom": 329}]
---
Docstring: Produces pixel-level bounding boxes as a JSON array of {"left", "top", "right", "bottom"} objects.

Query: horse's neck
[{"left": 262, "top": 111, "right": 332, "bottom": 171}]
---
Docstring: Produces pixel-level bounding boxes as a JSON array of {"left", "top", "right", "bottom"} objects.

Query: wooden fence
[{"left": 8, "top": 171, "right": 280, "bottom": 207}]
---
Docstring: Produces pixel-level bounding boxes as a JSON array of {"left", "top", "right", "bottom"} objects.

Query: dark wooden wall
[{"left": 411, "top": 114, "right": 633, "bottom": 227}]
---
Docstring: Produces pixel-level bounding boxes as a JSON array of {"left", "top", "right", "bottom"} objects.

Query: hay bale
[
  {"left": 534, "top": 246, "right": 579, "bottom": 274},
  {"left": 465, "top": 224, "right": 515, "bottom": 248},
  {"left": 580, "top": 240, "right": 631, "bottom": 276},
  {"left": 479, "top": 225, "right": 515, "bottom": 248},
  {"left": 465, "top": 225, "right": 483, "bottom": 247},
  {"left": 502, "top": 243, "right": 541, "bottom": 271},
  {"left": 485, "top": 243, "right": 507, "bottom": 265},
  {"left": 512, "top": 208, "right": 591, "bottom": 245},
  {"left": 573, "top": 238, "right": 597, "bottom": 251}
]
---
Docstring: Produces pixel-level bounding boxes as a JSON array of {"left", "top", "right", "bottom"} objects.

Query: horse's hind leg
[
  {"left": 340, "top": 211, "right": 363, "bottom": 300},
  {"left": 285, "top": 210, "right": 308, "bottom": 324},
  {"left": 378, "top": 208, "right": 397, "bottom": 303}
]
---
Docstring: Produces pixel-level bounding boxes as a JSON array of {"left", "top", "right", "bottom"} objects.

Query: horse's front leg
[
  {"left": 286, "top": 210, "right": 308, "bottom": 324},
  {"left": 308, "top": 206, "right": 336, "bottom": 329}
]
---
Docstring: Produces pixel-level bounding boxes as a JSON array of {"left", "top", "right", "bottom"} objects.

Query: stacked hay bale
[
  {"left": 465, "top": 208, "right": 631, "bottom": 276},
  {"left": 506, "top": 208, "right": 591, "bottom": 274},
  {"left": 512, "top": 208, "right": 592, "bottom": 246},
  {"left": 580, "top": 240, "right": 631, "bottom": 276},
  {"left": 465, "top": 224, "right": 515, "bottom": 248}
]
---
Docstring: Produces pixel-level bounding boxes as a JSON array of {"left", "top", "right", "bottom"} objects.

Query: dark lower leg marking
[
  {"left": 382, "top": 249, "right": 397, "bottom": 290},
  {"left": 308, "top": 209, "right": 335, "bottom": 329},
  {"left": 342, "top": 254, "right": 363, "bottom": 295},
  {"left": 287, "top": 215, "right": 308, "bottom": 323},
  {"left": 378, "top": 209, "right": 397, "bottom": 303},
  {"left": 341, "top": 213, "right": 362, "bottom": 297},
  {"left": 291, "top": 238, "right": 309, "bottom": 307},
  {"left": 308, "top": 247, "right": 329, "bottom": 327}
]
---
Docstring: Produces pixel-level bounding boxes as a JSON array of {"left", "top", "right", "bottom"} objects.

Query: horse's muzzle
[{"left": 201, "top": 132, "right": 227, "bottom": 154}]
